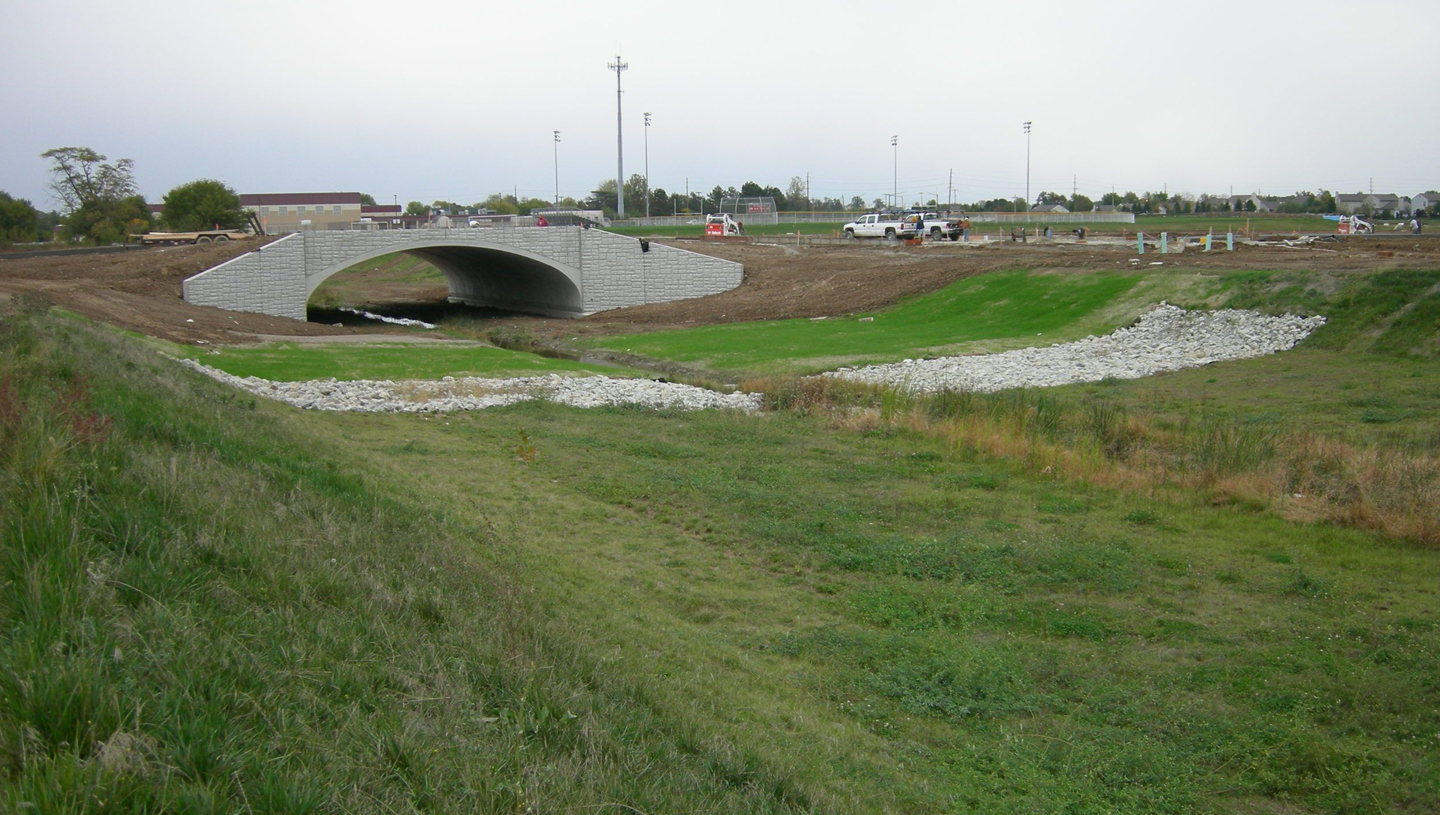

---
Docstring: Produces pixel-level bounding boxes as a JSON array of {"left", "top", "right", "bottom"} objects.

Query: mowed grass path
[
  {"left": 586, "top": 268, "right": 1141, "bottom": 376},
  {"left": 177, "top": 341, "right": 630, "bottom": 381}
]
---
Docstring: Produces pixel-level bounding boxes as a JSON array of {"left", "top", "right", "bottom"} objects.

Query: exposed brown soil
[{"left": 2, "top": 234, "right": 1437, "bottom": 346}]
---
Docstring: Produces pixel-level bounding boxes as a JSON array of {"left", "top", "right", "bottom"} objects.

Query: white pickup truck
[
  {"left": 912, "top": 211, "right": 971, "bottom": 241},
  {"left": 842, "top": 212, "right": 919, "bottom": 240}
]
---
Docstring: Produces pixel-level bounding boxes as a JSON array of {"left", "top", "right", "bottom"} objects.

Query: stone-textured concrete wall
[
  {"left": 181, "top": 228, "right": 741, "bottom": 321},
  {"left": 182, "top": 233, "right": 309, "bottom": 320}
]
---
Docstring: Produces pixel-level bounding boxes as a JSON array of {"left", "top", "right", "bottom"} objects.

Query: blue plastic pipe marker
[
  {"left": 1161, "top": 232, "right": 1168, "bottom": 254},
  {"left": 1137, "top": 232, "right": 1144, "bottom": 254},
  {"left": 1227, "top": 232, "right": 1234, "bottom": 251}
]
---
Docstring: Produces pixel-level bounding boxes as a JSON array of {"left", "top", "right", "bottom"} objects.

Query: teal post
[
  {"left": 1226, "top": 232, "right": 1233, "bottom": 251},
  {"left": 1204, "top": 234, "right": 1212, "bottom": 252},
  {"left": 1137, "top": 232, "right": 1144, "bottom": 254},
  {"left": 1160, "top": 232, "right": 1168, "bottom": 254}
]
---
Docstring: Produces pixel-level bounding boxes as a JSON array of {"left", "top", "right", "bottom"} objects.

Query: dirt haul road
[{"left": 1, "top": 235, "right": 1437, "bottom": 345}]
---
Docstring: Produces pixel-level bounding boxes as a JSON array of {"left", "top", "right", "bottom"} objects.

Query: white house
[{"left": 1412, "top": 191, "right": 1440, "bottom": 213}]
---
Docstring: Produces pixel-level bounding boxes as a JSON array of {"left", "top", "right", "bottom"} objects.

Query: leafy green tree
[
  {"left": 41, "top": 147, "right": 138, "bottom": 213},
  {"left": 41, "top": 146, "right": 147, "bottom": 242},
  {"left": 624, "top": 174, "right": 647, "bottom": 217},
  {"left": 849, "top": 196, "right": 865, "bottom": 211},
  {"left": 404, "top": 201, "right": 430, "bottom": 217},
  {"left": 1070, "top": 193, "right": 1094, "bottom": 212},
  {"left": 785, "top": 176, "right": 808, "bottom": 211},
  {"left": 481, "top": 194, "right": 518, "bottom": 215},
  {"left": 0, "top": 191, "right": 40, "bottom": 245},
  {"left": 1035, "top": 191, "right": 1067, "bottom": 206},
  {"left": 587, "top": 180, "right": 618, "bottom": 216},
  {"left": 1244, "top": 199, "right": 1257, "bottom": 212},
  {"left": 162, "top": 179, "right": 244, "bottom": 231},
  {"left": 517, "top": 198, "right": 551, "bottom": 215},
  {"left": 359, "top": 193, "right": 377, "bottom": 206},
  {"left": 68, "top": 195, "right": 152, "bottom": 244}
]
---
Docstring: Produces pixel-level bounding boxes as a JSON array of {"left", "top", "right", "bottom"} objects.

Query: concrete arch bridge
[{"left": 182, "top": 227, "right": 742, "bottom": 320}]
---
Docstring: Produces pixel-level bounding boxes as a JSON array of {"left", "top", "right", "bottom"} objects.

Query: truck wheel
[
  {"left": 884, "top": 228, "right": 896, "bottom": 239},
  {"left": 195, "top": 236, "right": 213, "bottom": 244},
  {"left": 843, "top": 228, "right": 855, "bottom": 239},
  {"left": 930, "top": 227, "right": 942, "bottom": 239},
  {"left": 213, "top": 235, "right": 229, "bottom": 243}
]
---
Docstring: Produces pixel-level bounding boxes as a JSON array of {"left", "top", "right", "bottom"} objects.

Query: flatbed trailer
[{"left": 131, "top": 230, "right": 250, "bottom": 245}]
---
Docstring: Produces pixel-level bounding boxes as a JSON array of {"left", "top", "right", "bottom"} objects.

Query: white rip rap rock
[
  {"left": 824, "top": 304, "right": 1325, "bottom": 393},
  {"left": 174, "top": 359, "right": 763, "bottom": 413}
]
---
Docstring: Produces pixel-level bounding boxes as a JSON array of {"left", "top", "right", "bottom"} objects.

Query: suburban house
[
  {"left": 1337, "top": 193, "right": 1413, "bottom": 215},
  {"left": 1092, "top": 203, "right": 1119, "bottom": 213},
  {"left": 1413, "top": 191, "right": 1440, "bottom": 214},
  {"left": 1030, "top": 203, "right": 1070, "bottom": 213},
  {"left": 240, "top": 192, "right": 365, "bottom": 233}
]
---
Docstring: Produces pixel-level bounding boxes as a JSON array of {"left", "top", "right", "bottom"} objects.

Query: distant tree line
[{"left": 3, "top": 147, "right": 250, "bottom": 246}]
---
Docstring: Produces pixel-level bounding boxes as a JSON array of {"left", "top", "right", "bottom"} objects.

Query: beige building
[{"left": 241, "top": 192, "right": 365, "bottom": 233}]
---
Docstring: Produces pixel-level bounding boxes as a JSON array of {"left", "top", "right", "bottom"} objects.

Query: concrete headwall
[{"left": 182, "top": 227, "right": 742, "bottom": 321}]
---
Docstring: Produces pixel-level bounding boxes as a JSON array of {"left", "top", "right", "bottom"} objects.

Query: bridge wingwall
[{"left": 181, "top": 228, "right": 742, "bottom": 321}]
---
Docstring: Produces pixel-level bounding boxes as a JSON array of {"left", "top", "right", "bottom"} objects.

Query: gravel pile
[
  {"left": 174, "top": 359, "right": 763, "bottom": 413},
  {"left": 825, "top": 304, "right": 1324, "bottom": 393}
]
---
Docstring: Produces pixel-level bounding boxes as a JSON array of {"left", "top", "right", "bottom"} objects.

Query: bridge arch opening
[{"left": 306, "top": 241, "right": 584, "bottom": 318}]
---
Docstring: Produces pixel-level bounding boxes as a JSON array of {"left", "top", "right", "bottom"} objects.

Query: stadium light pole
[
  {"left": 1023, "top": 121, "right": 1032, "bottom": 221},
  {"left": 609, "top": 55, "right": 628, "bottom": 218},
  {"left": 891, "top": 135, "right": 898, "bottom": 209},
  {"left": 643, "top": 112, "right": 651, "bottom": 219},
  {"left": 552, "top": 131, "right": 561, "bottom": 211}
]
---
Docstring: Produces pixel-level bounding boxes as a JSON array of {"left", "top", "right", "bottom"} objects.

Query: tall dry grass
[{"left": 750, "top": 377, "right": 1440, "bottom": 545}]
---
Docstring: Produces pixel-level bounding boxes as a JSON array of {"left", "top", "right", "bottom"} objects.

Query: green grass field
[
  {"left": 173, "top": 340, "right": 633, "bottom": 381},
  {"left": 5, "top": 306, "right": 1437, "bottom": 813},
  {"left": 585, "top": 268, "right": 1146, "bottom": 375}
]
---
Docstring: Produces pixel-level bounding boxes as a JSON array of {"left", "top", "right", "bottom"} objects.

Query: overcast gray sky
[{"left": 4, "top": 0, "right": 1437, "bottom": 210}]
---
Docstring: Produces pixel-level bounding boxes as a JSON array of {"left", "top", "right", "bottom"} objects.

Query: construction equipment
[
  {"left": 704, "top": 213, "right": 745, "bottom": 238},
  {"left": 1337, "top": 215, "right": 1373, "bottom": 235}
]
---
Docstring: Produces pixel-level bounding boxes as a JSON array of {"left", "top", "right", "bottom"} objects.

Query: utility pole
[
  {"left": 643, "top": 111, "right": 651, "bottom": 219},
  {"left": 891, "top": 135, "right": 898, "bottom": 210},
  {"left": 806, "top": 172, "right": 811, "bottom": 209},
  {"left": 1072, "top": 174, "right": 1077, "bottom": 206},
  {"left": 608, "top": 55, "right": 628, "bottom": 218},
  {"left": 1023, "top": 121, "right": 1032, "bottom": 221},
  {"left": 948, "top": 168, "right": 953, "bottom": 210},
  {"left": 553, "top": 130, "right": 560, "bottom": 209}
]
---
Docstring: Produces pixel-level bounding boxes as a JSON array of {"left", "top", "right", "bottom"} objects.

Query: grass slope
[
  {"left": 7, "top": 262, "right": 1440, "bottom": 812},
  {"left": 0, "top": 312, "right": 822, "bottom": 813},
  {"left": 586, "top": 268, "right": 1142, "bottom": 376},
  {"left": 331, "top": 391, "right": 1440, "bottom": 814}
]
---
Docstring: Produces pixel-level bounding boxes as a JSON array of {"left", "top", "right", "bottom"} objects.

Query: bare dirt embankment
[{"left": 2, "top": 234, "right": 1438, "bottom": 345}]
